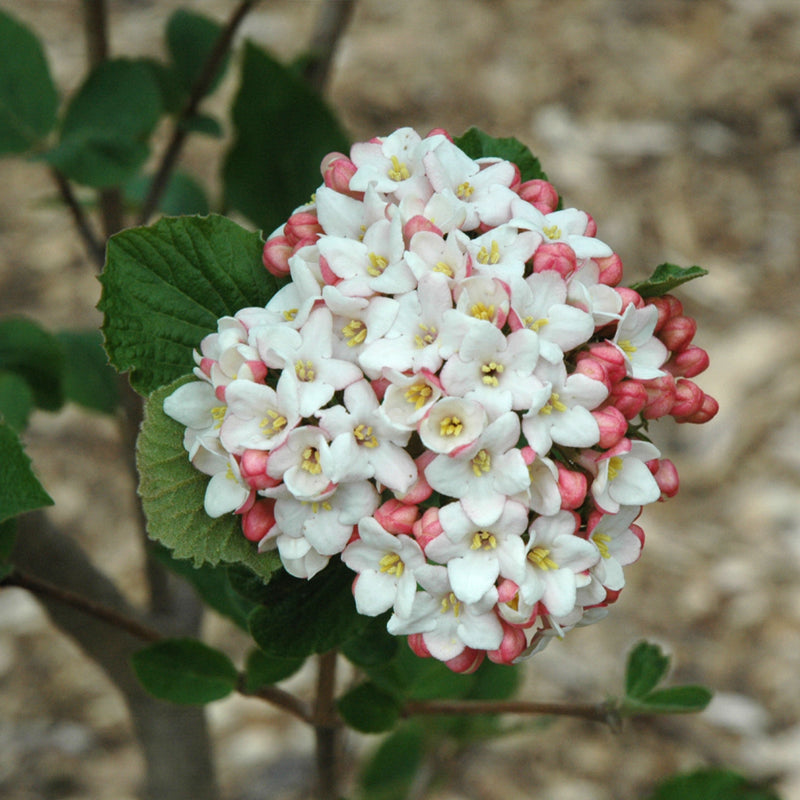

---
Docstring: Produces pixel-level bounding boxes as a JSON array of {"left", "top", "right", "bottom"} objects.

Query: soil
[{"left": 2, "top": 1, "right": 800, "bottom": 798}]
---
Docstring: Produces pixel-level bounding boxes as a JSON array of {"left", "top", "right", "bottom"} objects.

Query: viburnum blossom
[{"left": 165, "top": 126, "right": 718, "bottom": 672}]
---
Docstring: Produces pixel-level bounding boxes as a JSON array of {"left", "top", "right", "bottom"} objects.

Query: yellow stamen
[
  {"left": 471, "top": 448, "right": 491, "bottom": 477},
  {"left": 477, "top": 239, "right": 501, "bottom": 265},
  {"left": 414, "top": 322, "right": 438, "bottom": 348},
  {"left": 439, "top": 415, "right": 463, "bottom": 437},
  {"left": 480, "top": 361, "right": 504, "bottom": 387},
  {"left": 405, "top": 382, "right": 433, "bottom": 410},
  {"left": 617, "top": 339, "right": 637, "bottom": 356},
  {"left": 593, "top": 532, "right": 612, "bottom": 559},
  {"left": 379, "top": 552, "right": 404, "bottom": 576},
  {"left": 367, "top": 252, "right": 388, "bottom": 276},
  {"left": 309, "top": 500, "right": 333, "bottom": 513},
  {"left": 524, "top": 316, "right": 549, "bottom": 332},
  {"left": 456, "top": 181, "right": 474, "bottom": 199},
  {"left": 259, "top": 409, "right": 287, "bottom": 434},
  {"left": 211, "top": 406, "right": 226, "bottom": 429},
  {"left": 539, "top": 391, "right": 568, "bottom": 415},
  {"left": 354, "top": 424, "right": 378, "bottom": 448},
  {"left": 607, "top": 456, "right": 623, "bottom": 481},
  {"left": 528, "top": 546, "right": 559, "bottom": 571},
  {"left": 283, "top": 308, "right": 298, "bottom": 321},
  {"left": 342, "top": 319, "right": 367, "bottom": 347},
  {"left": 387, "top": 155, "right": 410, "bottom": 181},
  {"left": 441, "top": 592, "right": 462, "bottom": 617},
  {"left": 433, "top": 261, "right": 454, "bottom": 277},
  {"left": 470, "top": 302, "right": 495, "bottom": 321},
  {"left": 295, "top": 359, "right": 315, "bottom": 382},
  {"left": 543, "top": 224, "right": 562, "bottom": 240},
  {"left": 301, "top": 446, "right": 322, "bottom": 474},
  {"left": 471, "top": 531, "right": 497, "bottom": 551}
]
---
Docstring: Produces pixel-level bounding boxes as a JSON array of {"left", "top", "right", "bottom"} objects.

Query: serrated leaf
[
  {"left": 136, "top": 377, "right": 280, "bottom": 581},
  {"left": 454, "top": 127, "right": 549, "bottom": 183},
  {"left": 358, "top": 722, "right": 426, "bottom": 800},
  {"left": 166, "top": 9, "right": 229, "bottom": 97},
  {"left": 0, "top": 316, "right": 65, "bottom": 411},
  {"left": 99, "top": 214, "right": 281, "bottom": 396},
  {"left": 0, "top": 370, "right": 34, "bottom": 431},
  {"left": 244, "top": 648, "right": 305, "bottom": 691},
  {"left": 629, "top": 685, "right": 713, "bottom": 714},
  {"left": 248, "top": 562, "right": 367, "bottom": 659},
  {"left": 0, "top": 9, "right": 58, "bottom": 154},
  {"left": 625, "top": 640, "right": 671, "bottom": 700},
  {"left": 131, "top": 638, "right": 238, "bottom": 705},
  {"left": 223, "top": 42, "right": 349, "bottom": 232},
  {"left": 338, "top": 681, "right": 402, "bottom": 734},
  {"left": 629, "top": 262, "right": 709, "bottom": 298},
  {"left": 44, "top": 59, "right": 162, "bottom": 187},
  {"left": 125, "top": 171, "right": 210, "bottom": 217},
  {"left": 55, "top": 329, "right": 119, "bottom": 415},
  {"left": 647, "top": 767, "right": 781, "bottom": 800},
  {"left": 0, "top": 421, "right": 53, "bottom": 523}
]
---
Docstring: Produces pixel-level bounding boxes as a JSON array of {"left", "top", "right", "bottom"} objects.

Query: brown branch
[
  {"left": 313, "top": 650, "right": 342, "bottom": 800},
  {"left": 49, "top": 167, "right": 106, "bottom": 268},
  {"left": 238, "top": 675, "right": 313, "bottom": 724},
  {"left": 302, "top": 0, "right": 357, "bottom": 93},
  {"left": 137, "top": 0, "right": 259, "bottom": 225}
]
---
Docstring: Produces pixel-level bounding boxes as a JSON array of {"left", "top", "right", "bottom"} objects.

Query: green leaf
[
  {"left": 466, "top": 659, "right": 521, "bottom": 702},
  {"left": 55, "top": 329, "right": 118, "bottom": 415},
  {"left": 628, "top": 685, "right": 713, "bottom": 714},
  {"left": 179, "top": 114, "right": 224, "bottom": 139},
  {"left": 0, "top": 421, "right": 53, "bottom": 523},
  {"left": 625, "top": 640, "right": 671, "bottom": 700},
  {"left": 99, "top": 214, "right": 280, "bottom": 396},
  {"left": 341, "top": 613, "right": 398, "bottom": 668},
  {"left": 125, "top": 171, "right": 210, "bottom": 216},
  {"left": 0, "top": 316, "right": 65, "bottom": 411},
  {"left": 223, "top": 42, "right": 350, "bottom": 232},
  {"left": 0, "top": 370, "right": 34, "bottom": 431},
  {"left": 646, "top": 767, "right": 782, "bottom": 800},
  {"left": 629, "top": 263, "right": 709, "bottom": 298},
  {"left": 338, "top": 681, "right": 402, "bottom": 734},
  {"left": 244, "top": 648, "right": 305, "bottom": 691},
  {"left": 248, "top": 561, "right": 367, "bottom": 659},
  {"left": 45, "top": 59, "right": 162, "bottom": 187},
  {"left": 454, "top": 127, "right": 549, "bottom": 183},
  {"left": 131, "top": 638, "right": 238, "bottom": 705},
  {"left": 136, "top": 377, "right": 281, "bottom": 581},
  {"left": 358, "top": 722, "right": 426, "bottom": 800},
  {"left": 166, "top": 9, "right": 229, "bottom": 96},
  {"left": 0, "top": 517, "right": 17, "bottom": 562},
  {"left": 0, "top": 10, "right": 58, "bottom": 154}
]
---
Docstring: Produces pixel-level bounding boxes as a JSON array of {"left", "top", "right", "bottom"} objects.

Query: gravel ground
[{"left": 2, "top": 1, "right": 800, "bottom": 798}]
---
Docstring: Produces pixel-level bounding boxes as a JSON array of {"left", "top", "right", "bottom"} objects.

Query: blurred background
[{"left": 1, "top": 1, "right": 800, "bottom": 798}]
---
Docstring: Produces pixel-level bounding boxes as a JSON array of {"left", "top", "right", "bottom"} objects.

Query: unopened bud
[
  {"left": 284, "top": 211, "right": 322, "bottom": 247},
  {"left": 648, "top": 458, "right": 679, "bottom": 499},
  {"left": 445, "top": 647, "right": 485, "bottom": 674},
  {"left": 680, "top": 392, "right": 718, "bottom": 423},
  {"left": 321, "top": 153, "right": 358, "bottom": 195},
  {"left": 670, "top": 378, "right": 704, "bottom": 419},
  {"left": 641, "top": 375, "right": 677, "bottom": 420},
  {"left": 240, "top": 449, "right": 281, "bottom": 491},
  {"left": 594, "top": 254, "right": 623, "bottom": 286},
  {"left": 532, "top": 241, "right": 577, "bottom": 279},
  {"left": 518, "top": 179, "right": 559, "bottom": 213},
  {"left": 412, "top": 506, "right": 443, "bottom": 550},
  {"left": 404, "top": 215, "right": 443, "bottom": 241},
  {"left": 374, "top": 499, "right": 419, "bottom": 536},
  {"left": 487, "top": 622, "right": 527, "bottom": 665},
  {"left": 556, "top": 462, "right": 588, "bottom": 509},
  {"left": 647, "top": 295, "right": 683, "bottom": 333},
  {"left": 665, "top": 345, "right": 710, "bottom": 378},
  {"left": 609, "top": 379, "right": 649, "bottom": 419},
  {"left": 262, "top": 236, "right": 292, "bottom": 278},
  {"left": 241, "top": 498, "right": 276, "bottom": 542},
  {"left": 591, "top": 405, "right": 628, "bottom": 448},
  {"left": 659, "top": 315, "right": 697, "bottom": 353}
]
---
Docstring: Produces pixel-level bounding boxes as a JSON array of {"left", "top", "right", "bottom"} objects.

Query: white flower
[
  {"left": 266, "top": 426, "right": 336, "bottom": 502},
  {"left": 163, "top": 380, "right": 225, "bottom": 460},
  {"left": 418, "top": 396, "right": 487, "bottom": 455},
  {"left": 463, "top": 224, "right": 541, "bottom": 282},
  {"left": 611, "top": 303, "right": 668, "bottom": 380},
  {"left": 588, "top": 439, "right": 662, "bottom": 514},
  {"left": 511, "top": 202, "right": 613, "bottom": 259}
]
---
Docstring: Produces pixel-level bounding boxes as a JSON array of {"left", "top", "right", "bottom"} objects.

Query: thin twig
[
  {"left": 138, "top": 0, "right": 259, "bottom": 225},
  {"left": 313, "top": 650, "right": 341, "bottom": 800},
  {"left": 238, "top": 675, "right": 313, "bottom": 724},
  {"left": 49, "top": 168, "right": 106, "bottom": 267},
  {"left": 302, "top": 0, "right": 357, "bottom": 93}
]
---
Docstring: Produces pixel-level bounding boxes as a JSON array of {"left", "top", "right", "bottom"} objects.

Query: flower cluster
[{"left": 164, "top": 127, "right": 717, "bottom": 672}]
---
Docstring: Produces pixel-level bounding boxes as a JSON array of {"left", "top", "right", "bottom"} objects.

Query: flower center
[
  {"left": 593, "top": 532, "right": 612, "bottom": 559},
  {"left": 308, "top": 499, "right": 332, "bottom": 513},
  {"left": 367, "top": 252, "right": 388, "bottom": 276},
  {"left": 342, "top": 319, "right": 367, "bottom": 347},
  {"left": 414, "top": 322, "right": 438, "bottom": 348},
  {"left": 527, "top": 546, "right": 558, "bottom": 570},
  {"left": 379, "top": 552, "right": 404, "bottom": 576},
  {"left": 470, "top": 302, "right": 495, "bottom": 321},
  {"left": 607, "top": 455, "right": 623, "bottom": 481},
  {"left": 283, "top": 308, "right": 298, "bottom": 321},
  {"left": 456, "top": 181, "right": 474, "bottom": 199},
  {"left": 477, "top": 239, "right": 501, "bottom": 265},
  {"left": 433, "top": 260, "right": 454, "bottom": 277},
  {"left": 387, "top": 155, "right": 410, "bottom": 182},
  {"left": 471, "top": 448, "right": 491, "bottom": 477},
  {"left": 211, "top": 405, "right": 226, "bottom": 428},
  {"left": 440, "top": 592, "right": 462, "bottom": 617},
  {"left": 617, "top": 338, "right": 637, "bottom": 356},
  {"left": 259, "top": 409, "right": 287, "bottom": 434},
  {"left": 405, "top": 382, "right": 433, "bottom": 409},
  {"left": 301, "top": 446, "right": 322, "bottom": 474},
  {"left": 439, "top": 415, "right": 463, "bottom": 437},
  {"left": 471, "top": 531, "right": 497, "bottom": 551},
  {"left": 539, "top": 392, "right": 568, "bottom": 415},
  {"left": 480, "top": 361, "right": 504, "bottom": 387},
  {"left": 524, "top": 315, "right": 549, "bottom": 332},
  {"left": 295, "top": 359, "right": 316, "bottom": 382},
  {"left": 353, "top": 423, "right": 378, "bottom": 448},
  {"left": 543, "top": 224, "right": 562, "bottom": 240}
]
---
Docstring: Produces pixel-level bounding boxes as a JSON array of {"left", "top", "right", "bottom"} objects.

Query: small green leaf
[
  {"left": 136, "top": 377, "right": 281, "bottom": 582},
  {"left": 358, "top": 722, "right": 426, "bottom": 800},
  {"left": 338, "top": 681, "right": 402, "bottom": 734},
  {"left": 125, "top": 171, "right": 210, "bottom": 216},
  {"left": 0, "top": 370, "right": 34, "bottom": 431},
  {"left": 166, "top": 9, "right": 229, "bottom": 96},
  {"left": 223, "top": 42, "right": 350, "bottom": 232},
  {"left": 99, "top": 214, "right": 281, "bottom": 396},
  {"left": 0, "top": 421, "right": 53, "bottom": 523},
  {"left": 0, "top": 517, "right": 18, "bottom": 562},
  {"left": 131, "top": 638, "right": 238, "bottom": 705},
  {"left": 0, "top": 316, "right": 65, "bottom": 411},
  {"left": 646, "top": 767, "right": 781, "bottom": 800},
  {"left": 625, "top": 640, "right": 671, "bottom": 700},
  {"left": 628, "top": 685, "right": 713, "bottom": 714},
  {"left": 629, "top": 263, "right": 709, "bottom": 298},
  {"left": 180, "top": 114, "right": 224, "bottom": 139},
  {"left": 341, "top": 613, "right": 398, "bottom": 668},
  {"left": 454, "top": 127, "right": 549, "bottom": 183},
  {"left": 248, "top": 562, "right": 367, "bottom": 659},
  {"left": 0, "top": 9, "right": 58, "bottom": 154},
  {"left": 45, "top": 59, "right": 162, "bottom": 187},
  {"left": 55, "top": 329, "right": 118, "bottom": 415},
  {"left": 244, "top": 648, "right": 305, "bottom": 691}
]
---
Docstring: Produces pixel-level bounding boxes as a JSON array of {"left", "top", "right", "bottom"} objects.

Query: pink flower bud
[
  {"left": 608, "top": 379, "right": 648, "bottom": 419},
  {"left": 583, "top": 343, "right": 627, "bottom": 385},
  {"left": 518, "top": 179, "right": 559, "bottom": 213},
  {"left": 572, "top": 356, "right": 611, "bottom": 391},
  {"left": 615, "top": 287, "right": 644, "bottom": 312},
  {"left": 318, "top": 255, "right": 340, "bottom": 286},
  {"left": 374, "top": 499, "right": 419, "bottom": 536},
  {"left": 591, "top": 405, "right": 628, "bottom": 448},
  {"left": 680, "top": 392, "right": 718, "bottom": 424},
  {"left": 241, "top": 498, "right": 276, "bottom": 542},
  {"left": 321, "top": 153, "right": 358, "bottom": 196},
  {"left": 664, "top": 345, "right": 710, "bottom": 378},
  {"left": 670, "top": 378, "right": 704, "bottom": 419},
  {"left": 412, "top": 506, "right": 443, "bottom": 551},
  {"left": 403, "top": 215, "right": 443, "bottom": 241},
  {"left": 641, "top": 375, "right": 676, "bottom": 420},
  {"left": 556, "top": 462, "right": 588, "bottom": 509},
  {"left": 240, "top": 449, "right": 281, "bottom": 490},
  {"left": 396, "top": 451, "right": 436, "bottom": 505},
  {"left": 648, "top": 458, "right": 679, "bottom": 499},
  {"left": 659, "top": 315, "right": 697, "bottom": 353},
  {"left": 584, "top": 213, "right": 598, "bottom": 237},
  {"left": 407, "top": 633, "right": 431, "bottom": 659},
  {"left": 496, "top": 578, "right": 520, "bottom": 604},
  {"left": 243, "top": 360, "right": 268, "bottom": 383},
  {"left": 532, "top": 241, "right": 577, "bottom": 279},
  {"left": 262, "top": 235, "right": 293, "bottom": 278},
  {"left": 370, "top": 376, "right": 389, "bottom": 401},
  {"left": 445, "top": 647, "right": 485, "bottom": 674},
  {"left": 507, "top": 162, "right": 522, "bottom": 193},
  {"left": 647, "top": 295, "right": 683, "bottom": 333},
  {"left": 284, "top": 211, "right": 322, "bottom": 247},
  {"left": 594, "top": 254, "right": 623, "bottom": 286},
  {"left": 487, "top": 622, "right": 527, "bottom": 665},
  {"left": 198, "top": 357, "right": 214, "bottom": 377},
  {"left": 425, "top": 127, "right": 453, "bottom": 141}
]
